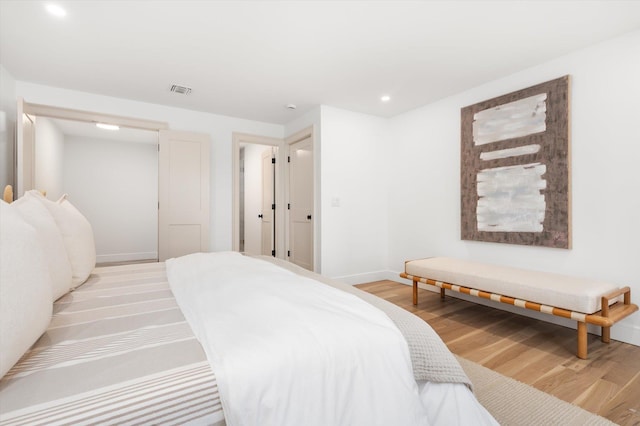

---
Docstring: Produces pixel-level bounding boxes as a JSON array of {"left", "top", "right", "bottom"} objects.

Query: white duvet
[{"left": 167, "top": 252, "right": 428, "bottom": 426}]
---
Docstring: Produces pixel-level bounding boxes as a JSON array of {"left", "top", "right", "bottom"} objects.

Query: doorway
[
  {"left": 31, "top": 116, "right": 159, "bottom": 264},
  {"left": 232, "top": 133, "right": 284, "bottom": 257},
  {"left": 232, "top": 128, "right": 315, "bottom": 270},
  {"left": 16, "top": 99, "right": 211, "bottom": 263},
  {"left": 239, "top": 144, "right": 277, "bottom": 256}
]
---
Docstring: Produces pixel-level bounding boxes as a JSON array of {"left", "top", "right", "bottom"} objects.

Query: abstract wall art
[{"left": 460, "top": 76, "right": 571, "bottom": 248}]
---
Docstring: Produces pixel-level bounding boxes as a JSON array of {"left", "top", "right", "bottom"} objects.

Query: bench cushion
[{"left": 405, "top": 257, "right": 620, "bottom": 314}]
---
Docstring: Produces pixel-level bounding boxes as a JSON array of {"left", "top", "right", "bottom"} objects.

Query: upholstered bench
[{"left": 400, "top": 257, "right": 638, "bottom": 359}]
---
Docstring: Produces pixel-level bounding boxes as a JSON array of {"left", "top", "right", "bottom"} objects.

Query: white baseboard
[
  {"left": 96, "top": 252, "right": 158, "bottom": 263},
  {"left": 333, "top": 270, "right": 395, "bottom": 285},
  {"left": 611, "top": 321, "right": 640, "bottom": 346}
]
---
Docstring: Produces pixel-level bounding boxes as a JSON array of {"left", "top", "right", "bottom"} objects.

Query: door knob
[
  {"left": 307, "top": 215, "right": 312, "bottom": 220},
  {"left": 258, "top": 214, "right": 263, "bottom": 218}
]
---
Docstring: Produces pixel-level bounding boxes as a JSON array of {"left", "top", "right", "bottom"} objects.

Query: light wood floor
[{"left": 356, "top": 280, "right": 640, "bottom": 426}]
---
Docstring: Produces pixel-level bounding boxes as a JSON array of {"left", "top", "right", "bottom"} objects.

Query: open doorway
[
  {"left": 32, "top": 116, "right": 159, "bottom": 264},
  {"left": 17, "top": 99, "right": 210, "bottom": 263},
  {"left": 232, "top": 133, "right": 284, "bottom": 257},
  {"left": 239, "top": 144, "right": 277, "bottom": 256},
  {"left": 232, "top": 129, "right": 315, "bottom": 270}
]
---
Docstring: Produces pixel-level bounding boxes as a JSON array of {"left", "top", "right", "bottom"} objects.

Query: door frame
[
  {"left": 260, "top": 147, "right": 276, "bottom": 256},
  {"left": 16, "top": 99, "right": 35, "bottom": 196},
  {"left": 16, "top": 98, "right": 168, "bottom": 197},
  {"left": 15, "top": 99, "right": 169, "bottom": 262},
  {"left": 232, "top": 132, "right": 285, "bottom": 258},
  {"left": 21, "top": 100, "right": 167, "bottom": 130},
  {"left": 285, "top": 126, "right": 317, "bottom": 271}
]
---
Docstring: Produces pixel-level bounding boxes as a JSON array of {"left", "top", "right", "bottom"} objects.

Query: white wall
[
  {"left": 242, "top": 144, "right": 265, "bottom": 255},
  {"left": 0, "top": 65, "right": 16, "bottom": 191},
  {"left": 15, "top": 82, "right": 284, "bottom": 251},
  {"left": 387, "top": 29, "right": 640, "bottom": 346},
  {"left": 319, "top": 106, "right": 390, "bottom": 283},
  {"left": 63, "top": 135, "right": 158, "bottom": 263},
  {"left": 34, "top": 117, "right": 65, "bottom": 200}
]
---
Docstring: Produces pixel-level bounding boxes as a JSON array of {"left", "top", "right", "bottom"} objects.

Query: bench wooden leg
[
  {"left": 413, "top": 279, "right": 418, "bottom": 305},
  {"left": 602, "top": 326, "right": 610, "bottom": 344},
  {"left": 440, "top": 287, "right": 445, "bottom": 300},
  {"left": 577, "top": 322, "right": 588, "bottom": 359}
]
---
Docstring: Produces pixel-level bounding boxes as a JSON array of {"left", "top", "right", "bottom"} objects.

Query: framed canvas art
[{"left": 460, "top": 75, "right": 571, "bottom": 249}]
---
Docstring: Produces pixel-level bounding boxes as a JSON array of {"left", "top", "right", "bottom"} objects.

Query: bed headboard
[
  {"left": 3, "top": 186, "right": 49, "bottom": 203},
  {"left": 3, "top": 185, "right": 13, "bottom": 203}
]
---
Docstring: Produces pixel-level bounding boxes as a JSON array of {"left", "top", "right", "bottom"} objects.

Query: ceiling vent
[{"left": 170, "top": 84, "right": 192, "bottom": 95}]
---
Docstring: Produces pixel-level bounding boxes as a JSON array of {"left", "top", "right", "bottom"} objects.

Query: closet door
[
  {"left": 158, "top": 130, "right": 210, "bottom": 261},
  {"left": 288, "top": 135, "right": 313, "bottom": 271}
]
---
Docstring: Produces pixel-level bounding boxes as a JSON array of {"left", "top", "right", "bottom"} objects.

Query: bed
[{"left": 0, "top": 188, "right": 497, "bottom": 425}]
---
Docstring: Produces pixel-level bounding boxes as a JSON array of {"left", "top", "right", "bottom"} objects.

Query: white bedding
[
  {"left": 418, "top": 381, "right": 498, "bottom": 425},
  {"left": 167, "top": 252, "right": 497, "bottom": 426}
]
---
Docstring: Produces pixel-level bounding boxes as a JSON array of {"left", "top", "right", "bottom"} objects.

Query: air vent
[{"left": 170, "top": 84, "right": 192, "bottom": 95}]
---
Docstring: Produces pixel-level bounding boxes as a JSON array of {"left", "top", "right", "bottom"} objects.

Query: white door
[
  {"left": 158, "top": 130, "right": 210, "bottom": 261},
  {"left": 261, "top": 148, "right": 275, "bottom": 256},
  {"left": 241, "top": 144, "right": 263, "bottom": 255},
  {"left": 288, "top": 137, "right": 313, "bottom": 270},
  {"left": 16, "top": 98, "right": 35, "bottom": 197}
]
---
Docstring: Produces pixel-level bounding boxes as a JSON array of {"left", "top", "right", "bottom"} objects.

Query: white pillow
[
  {"left": 0, "top": 200, "right": 53, "bottom": 378},
  {"left": 36, "top": 193, "right": 96, "bottom": 288},
  {"left": 12, "top": 191, "right": 73, "bottom": 300}
]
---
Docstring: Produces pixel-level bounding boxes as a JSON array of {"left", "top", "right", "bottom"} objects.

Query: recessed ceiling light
[
  {"left": 96, "top": 123, "right": 119, "bottom": 131},
  {"left": 381, "top": 95, "right": 391, "bottom": 102},
  {"left": 45, "top": 3, "right": 67, "bottom": 17}
]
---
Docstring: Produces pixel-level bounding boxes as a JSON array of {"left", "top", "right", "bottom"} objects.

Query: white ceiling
[{"left": 1, "top": 1, "right": 639, "bottom": 124}]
